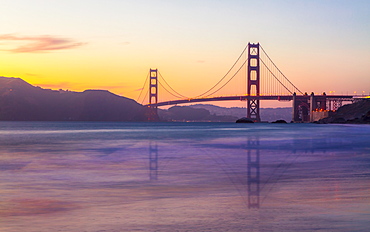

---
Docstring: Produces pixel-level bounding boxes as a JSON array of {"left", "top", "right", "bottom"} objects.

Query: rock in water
[
  {"left": 236, "top": 117, "right": 254, "bottom": 123},
  {"left": 271, "top": 119, "right": 287, "bottom": 123}
]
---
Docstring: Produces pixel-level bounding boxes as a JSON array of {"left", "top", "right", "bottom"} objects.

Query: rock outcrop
[
  {"left": 235, "top": 117, "right": 254, "bottom": 123},
  {"left": 271, "top": 119, "right": 288, "bottom": 124},
  {"left": 317, "top": 99, "right": 370, "bottom": 124}
]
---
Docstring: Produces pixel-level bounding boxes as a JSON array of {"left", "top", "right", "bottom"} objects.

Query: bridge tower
[
  {"left": 147, "top": 69, "right": 159, "bottom": 121},
  {"left": 247, "top": 43, "right": 261, "bottom": 122}
]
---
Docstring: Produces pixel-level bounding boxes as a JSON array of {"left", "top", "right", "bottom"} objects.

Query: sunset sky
[{"left": 1, "top": 0, "right": 369, "bottom": 108}]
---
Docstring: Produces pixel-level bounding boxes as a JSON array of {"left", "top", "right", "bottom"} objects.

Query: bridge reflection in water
[
  {"left": 147, "top": 137, "right": 294, "bottom": 210},
  {"left": 146, "top": 133, "right": 365, "bottom": 212},
  {"left": 247, "top": 136, "right": 260, "bottom": 209},
  {"left": 147, "top": 137, "right": 300, "bottom": 210},
  {"left": 149, "top": 141, "right": 158, "bottom": 181},
  {"left": 148, "top": 139, "right": 261, "bottom": 209}
]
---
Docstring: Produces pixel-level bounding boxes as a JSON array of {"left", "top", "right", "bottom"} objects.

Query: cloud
[
  {"left": 0, "top": 34, "right": 86, "bottom": 53},
  {"left": 133, "top": 88, "right": 144, "bottom": 92}
]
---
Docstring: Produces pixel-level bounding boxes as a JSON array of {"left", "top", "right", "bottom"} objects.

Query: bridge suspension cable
[
  {"left": 260, "top": 45, "right": 303, "bottom": 94},
  {"left": 158, "top": 71, "right": 189, "bottom": 99},
  {"left": 195, "top": 44, "right": 248, "bottom": 98},
  {"left": 260, "top": 59, "right": 293, "bottom": 94},
  {"left": 141, "top": 90, "right": 149, "bottom": 105},
  {"left": 202, "top": 59, "right": 247, "bottom": 98},
  {"left": 158, "top": 79, "right": 185, "bottom": 99},
  {"left": 137, "top": 71, "right": 150, "bottom": 104}
]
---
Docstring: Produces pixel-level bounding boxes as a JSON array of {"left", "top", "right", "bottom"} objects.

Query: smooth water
[{"left": 0, "top": 122, "right": 369, "bottom": 232}]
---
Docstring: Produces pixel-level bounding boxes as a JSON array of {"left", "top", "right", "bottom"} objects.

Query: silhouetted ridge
[
  {"left": 0, "top": 76, "right": 147, "bottom": 121},
  {"left": 0, "top": 76, "right": 39, "bottom": 95},
  {"left": 0, "top": 76, "right": 34, "bottom": 88}
]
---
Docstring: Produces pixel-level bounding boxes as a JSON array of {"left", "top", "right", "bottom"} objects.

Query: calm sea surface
[{"left": 0, "top": 122, "right": 369, "bottom": 232}]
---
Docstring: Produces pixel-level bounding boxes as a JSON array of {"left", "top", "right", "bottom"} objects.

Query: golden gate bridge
[{"left": 137, "top": 43, "right": 358, "bottom": 122}]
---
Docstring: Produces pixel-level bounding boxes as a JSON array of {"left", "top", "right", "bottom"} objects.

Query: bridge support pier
[
  {"left": 292, "top": 93, "right": 310, "bottom": 122},
  {"left": 293, "top": 92, "right": 350, "bottom": 122},
  {"left": 247, "top": 43, "right": 261, "bottom": 122},
  {"left": 309, "top": 92, "right": 328, "bottom": 122},
  {"left": 309, "top": 93, "right": 315, "bottom": 122},
  {"left": 292, "top": 92, "right": 296, "bottom": 122}
]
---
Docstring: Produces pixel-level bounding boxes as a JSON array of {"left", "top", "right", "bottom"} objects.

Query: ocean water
[{"left": 0, "top": 122, "right": 369, "bottom": 232}]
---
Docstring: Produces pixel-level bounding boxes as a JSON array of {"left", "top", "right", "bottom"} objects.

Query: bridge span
[
  {"left": 139, "top": 43, "right": 361, "bottom": 122},
  {"left": 153, "top": 94, "right": 353, "bottom": 107},
  {"left": 147, "top": 93, "right": 356, "bottom": 122}
]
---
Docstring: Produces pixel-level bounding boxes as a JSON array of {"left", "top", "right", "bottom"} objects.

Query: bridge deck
[{"left": 148, "top": 95, "right": 354, "bottom": 107}]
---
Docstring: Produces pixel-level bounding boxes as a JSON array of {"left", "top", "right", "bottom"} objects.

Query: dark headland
[{"left": 0, "top": 76, "right": 146, "bottom": 121}]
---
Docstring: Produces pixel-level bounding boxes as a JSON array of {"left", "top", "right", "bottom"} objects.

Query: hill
[
  {"left": 0, "top": 76, "right": 147, "bottom": 121},
  {"left": 317, "top": 99, "right": 370, "bottom": 124},
  {"left": 189, "top": 104, "right": 292, "bottom": 122}
]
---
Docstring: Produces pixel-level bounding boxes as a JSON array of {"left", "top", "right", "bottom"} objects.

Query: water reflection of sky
[{"left": 0, "top": 122, "right": 369, "bottom": 231}]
